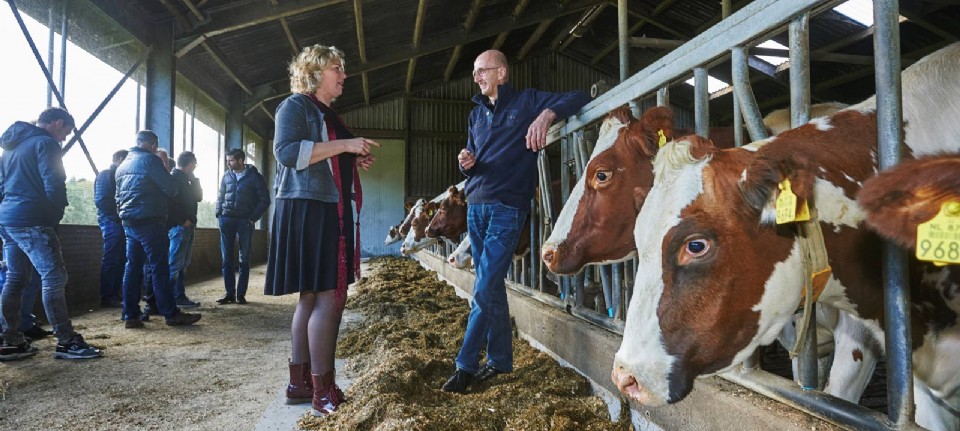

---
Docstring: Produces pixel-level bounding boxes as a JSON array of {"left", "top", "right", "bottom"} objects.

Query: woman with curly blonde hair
[{"left": 265, "top": 44, "right": 378, "bottom": 416}]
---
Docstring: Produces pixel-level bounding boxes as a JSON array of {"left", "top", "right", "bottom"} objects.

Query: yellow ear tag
[
  {"left": 657, "top": 129, "right": 667, "bottom": 148},
  {"left": 916, "top": 201, "right": 960, "bottom": 265},
  {"left": 775, "top": 179, "right": 811, "bottom": 224}
]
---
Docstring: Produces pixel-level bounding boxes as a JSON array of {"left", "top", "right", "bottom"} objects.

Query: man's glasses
[{"left": 472, "top": 66, "right": 501, "bottom": 79}]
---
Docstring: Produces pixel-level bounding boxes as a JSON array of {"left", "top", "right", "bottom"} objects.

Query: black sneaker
[
  {"left": 476, "top": 363, "right": 507, "bottom": 382},
  {"left": 22, "top": 324, "right": 53, "bottom": 340},
  {"left": 236, "top": 296, "right": 247, "bottom": 305},
  {"left": 54, "top": 334, "right": 103, "bottom": 359},
  {"left": 216, "top": 295, "right": 236, "bottom": 305},
  {"left": 0, "top": 341, "right": 39, "bottom": 362},
  {"left": 143, "top": 305, "right": 160, "bottom": 316},
  {"left": 441, "top": 368, "right": 474, "bottom": 393},
  {"left": 165, "top": 311, "right": 201, "bottom": 326},
  {"left": 124, "top": 319, "right": 144, "bottom": 329},
  {"left": 175, "top": 298, "right": 201, "bottom": 308}
]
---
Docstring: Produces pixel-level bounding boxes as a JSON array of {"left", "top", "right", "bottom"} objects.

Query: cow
[
  {"left": 384, "top": 198, "right": 426, "bottom": 245},
  {"left": 541, "top": 103, "right": 847, "bottom": 275},
  {"left": 610, "top": 42, "right": 960, "bottom": 431},
  {"left": 762, "top": 102, "right": 850, "bottom": 135},
  {"left": 448, "top": 236, "right": 473, "bottom": 269},
  {"left": 858, "top": 155, "right": 960, "bottom": 249},
  {"left": 400, "top": 200, "right": 440, "bottom": 255},
  {"left": 426, "top": 186, "right": 468, "bottom": 242}
]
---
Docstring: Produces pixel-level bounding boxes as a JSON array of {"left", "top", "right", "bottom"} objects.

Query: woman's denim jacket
[{"left": 272, "top": 93, "right": 341, "bottom": 203}]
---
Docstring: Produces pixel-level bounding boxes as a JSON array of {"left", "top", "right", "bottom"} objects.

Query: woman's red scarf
[{"left": 308, "top": 94, "right": 362, "bottom": 310}]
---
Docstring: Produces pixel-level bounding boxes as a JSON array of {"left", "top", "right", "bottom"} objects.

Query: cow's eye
[
  {"left": 592, "top": 169, "right": 613, "bottom": 189},
  {"left": 678, "top": 237, "right": 712, "bottom": 265},
  {"left": 596, "top": 169, "right": 611, "bottom": 182}
]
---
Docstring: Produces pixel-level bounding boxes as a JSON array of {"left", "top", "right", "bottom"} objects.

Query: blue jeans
[
  {"left": 0, "top": 226, "right": 75, "bottom": 344},
  {"left": 0, "top": 267, "right": 41, "bottom": 332},
  {"left": 122, "top": 222, "right": 177, "bottom": 320},
  {"left": 219, "top": 217, "right": 253, "bottom": 298},
  {"left": 168, "top": 225, "right": 195, "bottom": 301},
  {"left": 454, "top": 203, "right": 525, "bottom": 374},
  {"left": 98, "top": 216, "right": 126, "bottom": 302}
]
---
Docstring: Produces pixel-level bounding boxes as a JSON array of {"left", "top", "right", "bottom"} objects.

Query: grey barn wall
[{"left": 45, "top": 225, "right": 267, "bottom": 313}]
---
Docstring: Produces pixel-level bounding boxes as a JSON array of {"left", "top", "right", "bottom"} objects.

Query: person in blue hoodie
[
  {"left": 0, "top": 107, "right": 103, "bottom": 361},
  {"left": 94, "top": 149, "right": 128, "bottom": 308},
  {"left": 215, "top": 148, "right": 269, "bottom": 305},
  {"left": 442, "top": 50, "right": 590, "bottom": 393}
]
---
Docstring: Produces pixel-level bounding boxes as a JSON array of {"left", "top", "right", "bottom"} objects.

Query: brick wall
[{"left": 50, "top": 225, "right": 267, "bottom": 311}]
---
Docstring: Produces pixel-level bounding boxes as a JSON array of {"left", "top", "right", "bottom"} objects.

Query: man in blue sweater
[
  {"left": 442, "top": 50, "right": 590, "bottom": 392},
  {"left": 94, "top": 149, "right": 128, "bottom": 308},
  {"left": 0, "top": 107, "right": 103, "bottom": 361},
  {"left": 215, "top": 148, "right": 269, "bottom": 305}
]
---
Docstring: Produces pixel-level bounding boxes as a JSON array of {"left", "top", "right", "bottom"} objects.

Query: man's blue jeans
[
  {"left": 98, "top": 216, "right": 126, "bottom": 302},
  {"left": 168, "top": 225, "right": 195, "bottom": 301},
  {"left": 454, "top": 203, "right": 525, "bottom": 374},
  {"left": 0, "top": 226, "right": 75, "bottom": 344},
  {"left": 219, "top": 217, "right": 253, "bottom": 298},
  {"left": 0, "top": 267, "right": 42, "bottom": 332},
  {"left": 122, "top": 222, "right": 177, "bottom": 320}
]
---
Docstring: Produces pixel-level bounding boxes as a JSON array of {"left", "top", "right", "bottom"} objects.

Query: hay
[{"left": 299, "top": 257, "right": 629, "bottom": 431}]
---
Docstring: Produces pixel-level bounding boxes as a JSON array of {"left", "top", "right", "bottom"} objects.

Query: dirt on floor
[
  {"left": 0, "top": 266, "right": 293, "bottom": 431},
  {"left": 298, "top": 257, "right": 630, "bottom": 431}
]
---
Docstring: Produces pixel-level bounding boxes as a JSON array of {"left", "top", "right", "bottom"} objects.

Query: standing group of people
[{"left": 268, "top": 43, "right": 587, "bottom": 418}]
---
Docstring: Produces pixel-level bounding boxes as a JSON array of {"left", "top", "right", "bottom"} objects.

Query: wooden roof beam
[
  {"left": 158, "top": 0, "right": 193, "bottom": 31},
  {"left": 518, "top": 19, "right": 554, "bottom": 60},
  {"left": 557, "top": 3, "right": 605, "bottom": 52},
  {"left": 246, "top": 0, "right": 601, "bottom": 110},
  {"left": 181, "top": 0, "right": 205, "bottom": 21},
  {"left": 899, "top": 6, "right": 959, "bottom": 42},
  {"left": 175, "top": 0, "right": 345, "bottom": 52},
  {"left": 589, "top": 0, "right": 679, "bottom": 62},
  {"left": 354, "top": 0, "right": 368, "bottom": 104},
  {"left": 406, "top": 0, "right": 428, "bottom": 93},
  {"left": 202, "top": 40, "right": 253, "bottom": 95},
  {"left": 279, "top": 17, "right": 299, "bottom": 55},
  {"left": 489, "top": 0, "right": 532, "bottom": 53},
  {"left": 444, "top": 0, "right": 484, "bottom": 82}
]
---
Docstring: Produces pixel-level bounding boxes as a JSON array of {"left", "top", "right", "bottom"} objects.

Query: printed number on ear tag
[
  {"left": 916, "top": 202, "right": 960, "bottom": 265},
  {"left": 775, "top": 179, "right": 810, "bottom": 224}
]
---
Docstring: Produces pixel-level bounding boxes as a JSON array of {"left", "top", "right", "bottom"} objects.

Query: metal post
[
  {"left": 135, "top": 82, "right": 142, "bottom": 132},
  {"left": 191, "top": 95, "right": 197, "bottom": 152},
  {"left": 611, "top": 262, "right": 622, "bottom": 319},
  {"left": 225, "top": 88, "right": 244, "bottom": 150},
  {"left": 146, "top": 20, "right": 177, "bottom": 153},
  {"left": 874, "top": 0, "right": 912, "bottom": 425},
  {"left": 58, "top": 1, "right": 67, "bottom": 102},
  {"left": 617, "top": 0, "right": 628, "bottom": 82},
  {"left": 46, "top": 7, "right": 55, "bottom": 107},
  {"left": 693, "top": 67, "right": 709, "bottom": 138},
  {"left": 530, "top": 197, "right": 538, "bottom": 291},
  {"left": 731, "top": 47, "right": 769, "bottom": 141},
  {"left": 600, "top": 265, "right": 613, "bottom": 318},
  {"left": 656, "top": 87, "right": 669, "bottom": 107},
  {"left": 789, "top": 13, "right": 818, "bottom": 391},
  {"left": 733, "top": 91, "right": 743, "bottom": 147}
]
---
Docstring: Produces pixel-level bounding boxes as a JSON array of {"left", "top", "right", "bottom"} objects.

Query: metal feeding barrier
[{"left": 421, "top": 0, "right": 920, "bottom": 429}]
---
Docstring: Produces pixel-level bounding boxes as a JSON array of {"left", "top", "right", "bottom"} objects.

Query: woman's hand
[
  {"left": 340, "top": 137, "right": 380, "bottom": 156},
  {"left": 358, "top": 154, "right": 376, "bottom": 171}
]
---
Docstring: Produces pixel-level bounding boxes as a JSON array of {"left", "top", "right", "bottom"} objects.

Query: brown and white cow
[
  {"left": 385, "top": 198, "right": 427, "bottom": 245},
  {"left": 858, "top": 155, "right": 960, "bottom": 249},
  {"left": 541, "top": 104, "right": 847, "bottom": 275},
  {"left": 426, "top": 185, "right": 468, "bottom": 242},
  {"left": 399, "top": 200, "right": 439, "bottom": 255},
  {"left": 611, "top": 42, "right": 960, "bottom": 431}
]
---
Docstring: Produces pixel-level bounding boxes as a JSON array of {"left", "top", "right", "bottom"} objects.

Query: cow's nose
[
  {"left": 611, "top": 366, "right": 654, "bottom": 405},
  {"left": 541, "top": 245, "right": 557, "bottom": 265},
  {"left": 447, "top": 255, "right": 456, "bottom": 265},
  {"left": 400, "top": 246, "right": 408, "bottom": 256}
]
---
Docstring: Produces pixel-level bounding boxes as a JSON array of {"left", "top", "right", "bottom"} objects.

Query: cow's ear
[
  {"left": 447, "top": 185, "right": 458, "bottom": 196},
  {"left": 609, "top": 105, "right": 634, "bottom": 125},
  {"left": 625, "top": 106, "right": 674, "bottom": 159},
  {"left": 405, "top": 201, "right": 413, "bottom": 210},
  {"left": 633, "top": 186, "right": 651, "bottom": 212},
  {"left": 740, "top": 153, "right": 816, "bottom": 224}
]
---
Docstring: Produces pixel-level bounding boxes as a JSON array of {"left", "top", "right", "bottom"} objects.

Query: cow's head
[
  {"left": 858, "top": 155, "right": 960, "bottom": 248},
  {"left": 427, "top": 185, "right": 467, "bottom": 241},
  {"left": 386, "top": 199, "right": 425, "bottom": 245},
  {"left": 400, "top": 201, "right": 439, "bottom": 255},
  {"left": 448, "top": 236, "right": 473, "bottom": 269},
  {"left": 612, "top": 110, "right": 879, "bottom": 406},
  {"left": 542, "top": 106, "right": 674, "bottom": 274}
]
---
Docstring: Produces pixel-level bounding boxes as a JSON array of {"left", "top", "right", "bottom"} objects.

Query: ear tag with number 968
[{"left": 916, "top": 201, "right": 960, "bottom": 266}]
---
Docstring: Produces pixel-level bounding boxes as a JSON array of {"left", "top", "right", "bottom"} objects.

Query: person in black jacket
[
  {"left": 167, "top": 151, "right": 202, "bottom": 308},
  {"left": 0, "top": 107, "right": 103, "bottom": 361},
  {"left": 216, "top": 148, "right": 269, "bottom": 305},
  {"left": 115, "top": 130, "right": 201, "bottom": 328},
  {"left": 94, "top": 149, "right": 128, "bottom": 308}
]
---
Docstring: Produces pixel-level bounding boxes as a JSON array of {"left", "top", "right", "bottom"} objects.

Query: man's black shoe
[
  {"left": 236, "top": 296, "right": 247, "bottom": 305},
  {"left": 22, "top": 325, "right": 52, "bottom": 340},
  {"left": 475, "top": 364, "right": 507, "bottom": 382},
  {"left": 165, "top": 312, "right": 201, "bottom": 326},
  {"left": 441, "top": 368, "right": 474, "bottom": 393},
  {"left": 216, "top": 295, "right": 236, "bottom": 305}
]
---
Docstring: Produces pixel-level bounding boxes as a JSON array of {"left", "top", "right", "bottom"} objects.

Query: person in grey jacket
[
  {"left": 264, "top": 44, "right": 376, "bottom": 415},
  {"left": 115, "top": 130, "right": 201, "bottom": 328},
  {"left": 215, "top": 148, "right": 269, "bottom": 305},
  {"left": 0, "top": 107, "right": 103, "bottom": 361}
]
